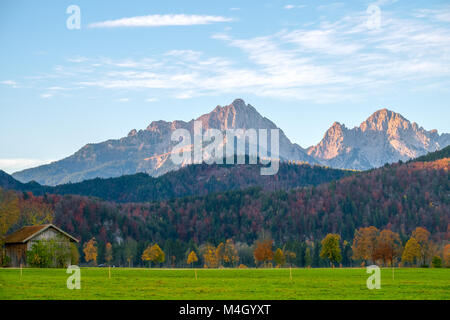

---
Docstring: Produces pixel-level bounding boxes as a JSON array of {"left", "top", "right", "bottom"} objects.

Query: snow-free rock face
[
  {"left": 11, "top": 103, "right": 450, "bottom": 185},
  {"left": 12, "top": 99, "right": 315, "bottom": 185},
  {"left": 308, "top": 109, "right": 450, "bottom": 170}
]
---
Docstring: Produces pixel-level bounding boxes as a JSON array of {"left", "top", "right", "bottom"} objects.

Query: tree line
[{"left": 74, "top": 226, "right": 449, "bottom": 269}]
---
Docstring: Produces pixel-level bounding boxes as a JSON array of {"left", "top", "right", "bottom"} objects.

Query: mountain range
[
  {"left": 11, "top": 99, "right": 450, "bottom": 185},
  {"left": 308, "top": 109, "right": 450, "bottom": 170}
]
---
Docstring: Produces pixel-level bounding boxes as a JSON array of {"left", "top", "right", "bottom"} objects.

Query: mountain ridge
[
  {"left": 308, "top": 108, "right": 449, "bottom": 170},
  {"left": 11, "top": 100, "right": 450, "bottom": 184},
  {"left": 12, "top": 99, "right": 316, "bottom": 185}
]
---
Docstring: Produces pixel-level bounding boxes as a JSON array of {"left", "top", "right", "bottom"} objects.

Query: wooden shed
[{"left": 4, "top": 224, "right": 79, "bottom": 267}]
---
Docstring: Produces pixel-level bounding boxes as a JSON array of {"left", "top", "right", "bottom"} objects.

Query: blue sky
[{"left": 1, "top": 0, "right": 450, "bottom": 173}]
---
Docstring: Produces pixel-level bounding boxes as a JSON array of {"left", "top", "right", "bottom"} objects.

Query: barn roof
[{"left": 4, "top": 224, "right": 79, "bottom": 244}]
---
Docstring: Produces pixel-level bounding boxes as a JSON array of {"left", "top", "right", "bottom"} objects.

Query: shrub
[
  {"left": 431, "top": 256, "right": 442, "bottom": 268},
  {"left": 27, "top": 239, "right": 72, "bottom": 268}
]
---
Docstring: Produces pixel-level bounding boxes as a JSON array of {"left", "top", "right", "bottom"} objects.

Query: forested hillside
[
  {"left": 1, "top": 161, "right": 351, "bottom": 202},
  {"left": 410, "top": 145, "right": 450, "bottom": 163},
  {"left": 2, "top": 156, "right": 447, "bottom": 267}
]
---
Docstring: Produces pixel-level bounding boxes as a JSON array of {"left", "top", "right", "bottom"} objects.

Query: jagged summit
[
  {"left": 361, "top": 108, "right": 412, "bottom": 133},
  {"left": 196, "top": 99, "right": 276, "bottom": 131},
  {"left": 308, "top": 108, "right": 449, "bottom": 170},
  {"left": 12, "top": 99, "right": 314, "bottom": 185}
]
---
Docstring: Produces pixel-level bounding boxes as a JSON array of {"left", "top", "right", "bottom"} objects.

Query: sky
[{"left": 1, "top": 0, "right": 450, "bottom": 173}]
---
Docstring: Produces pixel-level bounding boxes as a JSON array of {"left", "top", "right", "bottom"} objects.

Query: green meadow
[{"left": 0, "top": 268, "right": 448, "bottom": 300}]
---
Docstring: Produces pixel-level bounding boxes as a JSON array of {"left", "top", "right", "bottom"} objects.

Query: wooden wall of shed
[{"left": 5, "top": 243, "right": 27, "bottom": 267}]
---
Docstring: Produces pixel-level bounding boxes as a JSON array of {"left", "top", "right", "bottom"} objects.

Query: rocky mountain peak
[
  {"left": 231, "top": 98, "right": 247, "bottom": 109},
  {"left": 360, "top": 108, "right": 410, "bottom": 133},
  {"left": 146, "top": 120, "right": 172, "bottom": 132},
  {"left": 329, "top": 121, "right": 345, "bottom": 132},
  {"left": 308, "top": 108, "right": 449, "bottom": 170},
  {"left": 196, "top": 98, "right": 272, "bottom": 131},
  {"left": 128, "top": 129, "right": 137, "bottom": 137}
]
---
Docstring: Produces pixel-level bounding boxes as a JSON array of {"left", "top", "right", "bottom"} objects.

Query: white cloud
[
  {"left": 0, "top": 159, "right": 55, "bottom": 174},
  {"left": 89, "top": 14, "right": 233, "bottom": 28},
  {"left": 118, "top": 98, "right": 129, "bottom": 102},
  {"left": 23, "top": 5, "right": 450, "bottom": 104},
  {"left": 146, "top": 98, "right": 158, "bottom": 102},
  {"left": 282, "top": 29, "right": 362, "bottom": 55},
  {"left": 414, "top": 7, "right": 450, "bottom": 23},
  {"left": 41, "top": 93, "right": 52, "bottom": 99},
  {"left": 1, "top": 80, "right": 18, "bottom": 88},
  {"left": 284, "top": 4, "right": 306, "bottom": 10}
]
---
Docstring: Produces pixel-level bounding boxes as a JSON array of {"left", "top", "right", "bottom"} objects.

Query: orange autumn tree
[
  {"left": 216, "top": 239, "right": 239, "bottom": 267},
  {"left": 352, "top": 226, "right": 379, "bottom": 265},
  {"left": 444, "top": 244, "right": 450, "bottom": 268},
  {"left": 201, "top": 244, "right": 219, "bottom": 268},
  {"left": 83, "top": 237, "right": 98, "bottom": 266},
  {"left": 253, "top": 239, "right": 274, "bottom": 267},
  {"left": 105, "top": 242, "right": 113, "bottom": 266},
  {"left": 223, "top": 239, "right": 239, "bottom": 267},
  {"left": 373, "top": 229, "right": 402, "bottom": 266}
]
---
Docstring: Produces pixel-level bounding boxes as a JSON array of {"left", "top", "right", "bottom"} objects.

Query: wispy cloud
[
  {"left": 19, "top": 5, "right": 450, "bottom": 104},
  {"left": 1, "top": 80, "right": 19, "bottom": 88},
  {"left": 89, "top": 14, "right": 233, "bottom": 28},
  {"left": 414, "top": 6, "right": 450, "bottom": 23},
  {"left": 284, "top": 4, "right": 306, "bottom": 10}
]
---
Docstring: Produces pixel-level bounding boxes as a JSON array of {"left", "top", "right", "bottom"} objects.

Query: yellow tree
[
  {"left": 105, "top": 242, "right": 113, "bottom": 266},
  {"left": 202, "top": 244, "right": 219, "bottom": 268},
  {"left": 352, "top": 226, "right": 379, "bottom": 264},
  {"left": 402, "top": 238, "right": 421, "bottom": 266},
  {"left": 83, "top": 237, "right": 98, "bottom": 265},
  {"left": 142, "top": 243, "right": 165, "bottom": 267},
  {"left": 411, "top": 227, "right": 432, "bottom": 266},
  {"left": 220, "top": 239, "right": 239, "bottom": 267},
  {"left": 273, "top": 248, "right": 286, "bottom": 267},
  {"left": 320, "top": 234, "right": 342, "bottom": 267},
  {"left": 187, "top": 251, "right": 198, "bottom": 268}
]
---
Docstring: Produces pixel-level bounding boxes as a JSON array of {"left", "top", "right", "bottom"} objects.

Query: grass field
[{"left": 0, "top": 267, "right": 449, "bottom": 300}]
